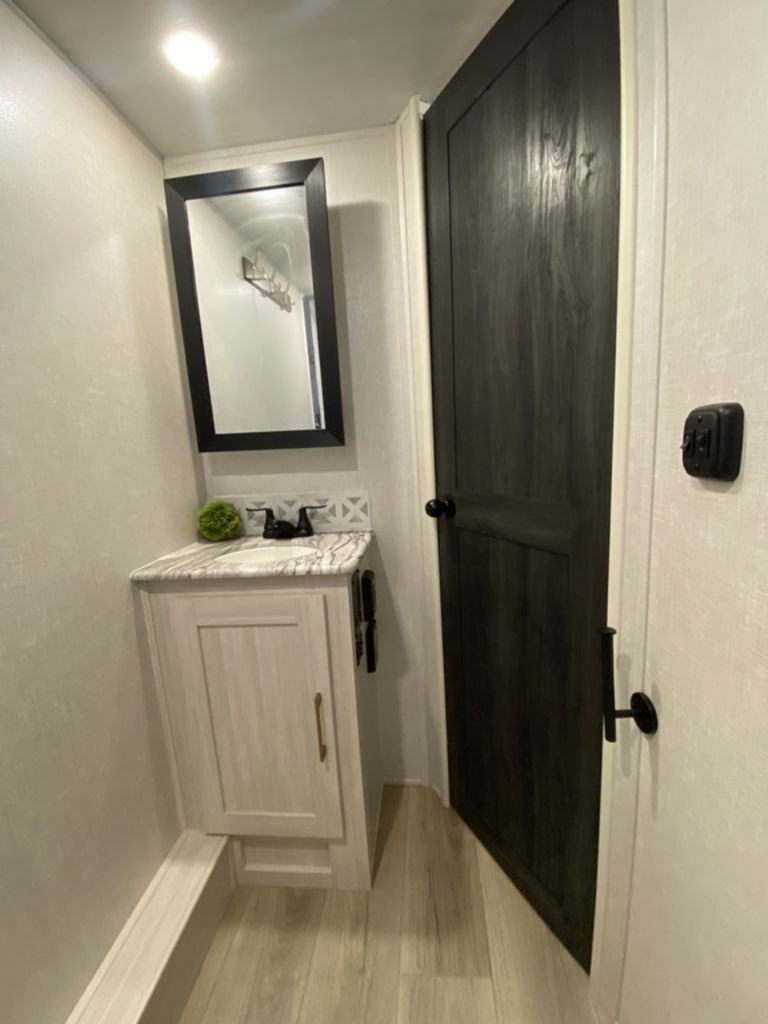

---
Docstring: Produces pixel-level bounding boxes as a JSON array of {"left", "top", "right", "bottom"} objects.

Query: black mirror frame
[{"left": 164, "top": 158, "right": 344, "bottom": 451}]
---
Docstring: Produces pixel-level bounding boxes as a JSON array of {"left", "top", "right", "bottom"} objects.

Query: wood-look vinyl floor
[{"left": 180, "top": 786, "right": 604, "bottom": 1024}]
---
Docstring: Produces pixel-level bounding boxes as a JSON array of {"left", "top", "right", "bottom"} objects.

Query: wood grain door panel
[{"left": 426, "top": 0, "right": 620, "bottom": 967}]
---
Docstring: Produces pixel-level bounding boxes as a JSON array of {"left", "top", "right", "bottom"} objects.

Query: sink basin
[{"left": 215, "top": 545, "right": 318, "bottom": 568}]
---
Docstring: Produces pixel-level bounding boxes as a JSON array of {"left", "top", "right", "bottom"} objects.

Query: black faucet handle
[
  {"left": 296, "top": 504, "right": 328, "bottom": 537},
  {"left": 246, "top": 506, "right": 275, "bottom": 523},
  {"left": 246, "top": 507, "right": 294, "bottom": 539},
  {"left": 245, "top": 506, "right": 278, "bottom": 536}
]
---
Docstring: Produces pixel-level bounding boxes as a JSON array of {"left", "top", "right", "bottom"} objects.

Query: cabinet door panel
[{"left": 159, "top": 590, "right": 343, "bottom": 839}]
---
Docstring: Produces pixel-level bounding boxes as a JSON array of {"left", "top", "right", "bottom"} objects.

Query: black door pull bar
[{"left": 600, "top": 627, "right": 658, "bottom": 742}]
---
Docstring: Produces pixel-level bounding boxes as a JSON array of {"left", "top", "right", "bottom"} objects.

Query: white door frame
[
  {"left": 590, "top": 0, "right": 669, "bottom": 1017},
  {"left": 394, "top": 97, "right": 450, "bottom": 803}
]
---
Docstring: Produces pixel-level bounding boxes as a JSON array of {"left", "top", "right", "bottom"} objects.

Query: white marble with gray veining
[{"left": 130, "top": 531, "right": 373, "bottom": 582}]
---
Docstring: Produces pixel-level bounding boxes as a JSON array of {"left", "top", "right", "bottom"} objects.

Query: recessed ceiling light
[{"left": 163, "top": 32, "right": 219, "bottom": 79}]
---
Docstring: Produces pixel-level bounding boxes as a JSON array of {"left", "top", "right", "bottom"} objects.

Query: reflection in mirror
[
  {"left": 187, "top": 187, "right": 324, "bottom": 435},
  {"left": 164, "top": 159, "right": 343, "bottom": 451}
]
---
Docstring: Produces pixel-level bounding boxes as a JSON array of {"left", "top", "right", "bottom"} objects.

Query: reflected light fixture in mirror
[{"left": 163, "top": 31, "right": 219, "bottom": 79}]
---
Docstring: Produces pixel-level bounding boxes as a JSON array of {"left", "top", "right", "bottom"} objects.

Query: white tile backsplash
[{"left": 220, "top": 490, "right": 372, "bottom": 535}]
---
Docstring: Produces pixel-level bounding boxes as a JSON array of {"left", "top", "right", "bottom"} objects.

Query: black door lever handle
[{"left": 600, "top": 627, "right": 658, "bottom": 742}]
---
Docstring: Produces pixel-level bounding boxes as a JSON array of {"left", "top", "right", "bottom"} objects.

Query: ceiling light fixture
[{"left": 163, "top": 32, "right": 219, "bottom": 79}]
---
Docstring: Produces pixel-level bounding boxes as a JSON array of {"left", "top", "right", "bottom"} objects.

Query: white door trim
[
  {"left": 590, "top": 0, "right": 670, "bottom": 1017},
  {"left": 394, "top": 97, "right": 450, "bottom": 803}
]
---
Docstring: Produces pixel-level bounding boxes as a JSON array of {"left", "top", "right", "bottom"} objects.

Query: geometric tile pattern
[{"left": 219, "top": 491, "right": 372, "bottom": 535}]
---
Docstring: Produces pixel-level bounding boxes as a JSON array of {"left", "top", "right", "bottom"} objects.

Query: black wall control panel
[{"left": 681, "top": 402, "right": 744, "bottom": 481}]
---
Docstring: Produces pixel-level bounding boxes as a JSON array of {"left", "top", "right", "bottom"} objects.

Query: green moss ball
[{"left": 196, "top": 500, "right": 242, "bottom": 542}]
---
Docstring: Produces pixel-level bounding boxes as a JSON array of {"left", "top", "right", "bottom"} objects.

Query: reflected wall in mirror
[{"left": 164, "top": 159, "right": 344, "bottom": 451}]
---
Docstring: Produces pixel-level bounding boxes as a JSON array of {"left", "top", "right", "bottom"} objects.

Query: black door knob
[{"left": 425, "top": 497, "right": 456, "bottom": 519}]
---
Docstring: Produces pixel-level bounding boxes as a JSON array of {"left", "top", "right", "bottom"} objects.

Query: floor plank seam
[
  {"left": 394, "top": 786, "right": 411, "bottom": 1024},
  {"left": 292, "top": 889, "right": 327, "bottom": 1024},
  {"left": 474, "top": 837, "right": 501, "bottom": 1024}
]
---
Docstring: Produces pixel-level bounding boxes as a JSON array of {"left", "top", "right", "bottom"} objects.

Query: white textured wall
[
  {"left": 187, "top": 199, "right": 314, "bottom": 433},
  {"left": 166, "top": 128, "right": 431, "bottom": 783},
  {"left": 620, "top": 1, "right": 768, "bottom": 1020},
  {"left": 0, "top": 6, "right": 203, "bottom": 1022}
]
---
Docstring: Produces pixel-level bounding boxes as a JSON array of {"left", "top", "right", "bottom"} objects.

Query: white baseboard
[
  {"left": 382, "top": 779, "right": 449, "bottom": 807},
  {"left": 237, "top": 862, "right": 335, "bottom": 888},
  {"left": 65, "top": 830, "right": 233, "bottom": 1024},
  {"left": 430, "top": 781, "right": 449, "bottom": 808}
]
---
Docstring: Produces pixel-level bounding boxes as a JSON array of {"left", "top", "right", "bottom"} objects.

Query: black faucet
[{"left": 246, "top": 505, "right": 327, "bottom": 540}]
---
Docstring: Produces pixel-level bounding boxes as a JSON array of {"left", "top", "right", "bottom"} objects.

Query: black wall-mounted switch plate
[{"left": 681, "top": 402, "right": 744, "bottom": 481}]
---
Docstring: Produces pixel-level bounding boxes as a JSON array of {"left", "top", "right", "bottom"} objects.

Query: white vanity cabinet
[
  {"left": 134, "top": 538, "right": 380, "bottom": 890},
  {"left": 152, "top": 589, "right": 343, "bottom": 839}
]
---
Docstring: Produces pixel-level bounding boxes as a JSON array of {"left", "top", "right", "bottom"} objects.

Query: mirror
[{"left": 164, "top": 159, "right": 344, "bottom": 451}]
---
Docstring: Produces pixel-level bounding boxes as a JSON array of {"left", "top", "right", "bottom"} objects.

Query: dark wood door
[{"left": 425, "top": 0, "right": 620, "bottom": 969}]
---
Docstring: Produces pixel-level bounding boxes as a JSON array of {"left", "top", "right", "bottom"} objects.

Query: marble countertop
[{"left": 130, "top": 532, "right": 373, "bottom": 582}]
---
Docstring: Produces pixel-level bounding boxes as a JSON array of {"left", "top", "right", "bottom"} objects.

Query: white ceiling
[{"left": 16, "top": 0, "right": 510, "bottom": 156}]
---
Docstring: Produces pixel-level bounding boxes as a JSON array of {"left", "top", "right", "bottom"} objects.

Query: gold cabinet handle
[{"left": 314, "top": 692, "right": 328, "bottom": 763}]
